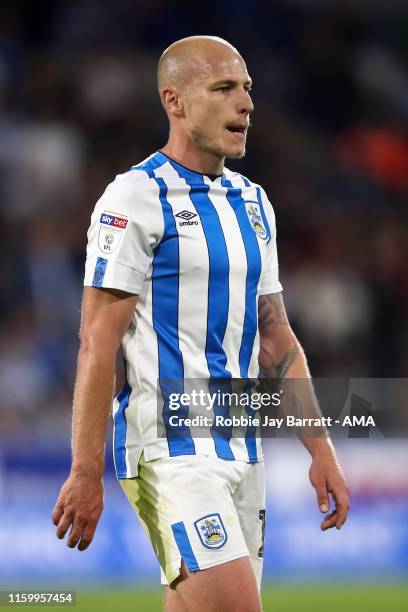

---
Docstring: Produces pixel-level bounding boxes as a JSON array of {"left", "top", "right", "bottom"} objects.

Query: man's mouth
[
  {"left": 226, "top": 124, "right": 247, "bottom": 135},
  {"left": 225, "top": 124, "right": 248, "bottom": 144}
]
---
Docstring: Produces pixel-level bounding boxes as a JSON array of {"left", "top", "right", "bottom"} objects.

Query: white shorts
[{"left": 120, "top": 454, "right": 266, "bottom": 587}]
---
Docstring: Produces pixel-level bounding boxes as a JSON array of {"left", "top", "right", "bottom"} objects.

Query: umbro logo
[
  {"left": 175, "top": 210, "right": 197, "bottom": 221},
  {"left": 175, "top": 210, "right": 199, "bottom": 227}
]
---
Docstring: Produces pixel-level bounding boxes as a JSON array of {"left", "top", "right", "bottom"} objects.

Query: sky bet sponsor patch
[
  {"left": 100, "top": 212, "right": 128, "bottom": 229},
  {"left": 98, "top": 211, "right": 128, "bottom": 254}
]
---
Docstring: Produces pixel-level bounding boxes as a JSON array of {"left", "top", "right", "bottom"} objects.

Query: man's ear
[{"left": 161, "top": 88, "right": 185, "bottom": 117}]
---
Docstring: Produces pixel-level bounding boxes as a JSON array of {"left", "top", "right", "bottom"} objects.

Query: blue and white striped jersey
[{"left": 84, "top": 151, "right": 282, "bottom": 478}]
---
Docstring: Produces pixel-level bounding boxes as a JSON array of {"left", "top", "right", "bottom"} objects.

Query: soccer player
[{"left": 52, "top": 36, "right": 349, "bottom": 612}]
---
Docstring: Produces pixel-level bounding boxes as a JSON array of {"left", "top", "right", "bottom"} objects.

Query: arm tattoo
[
  {"left": 258, "top": 293, "right": 288, "bottom": 330},
  {"left": 258, "top": 292, "right": 298, "bottom": 386},
  {"left": 259, "top": 344, "right": 299, "bottom": 381}
]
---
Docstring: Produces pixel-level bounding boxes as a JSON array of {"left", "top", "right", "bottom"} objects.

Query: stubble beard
[
  {"left": 228, "top": 146, "right": 246, "bottom": 160},
  {"left": 191, "top": 126, "right": 246, "bottom": 161}
]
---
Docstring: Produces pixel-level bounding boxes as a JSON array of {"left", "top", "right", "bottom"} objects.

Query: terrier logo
[
  {"left": 244, "top": 201, "right": 267, "bottom": 240},
  {"left": 194, "top": 514, "right": 227, "bottom": 549}
]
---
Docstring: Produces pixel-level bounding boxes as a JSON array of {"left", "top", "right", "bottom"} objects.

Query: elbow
[
  {"left": 259, "top": 325, "right": 300, "bottom": 363},
  {"left": 78, "top": 325, "right": 120, "bottom": 357},
  {"left": 258, "top": 325, "right": 304, "bottom": 380},
  {"left": 260, "top": 323, "right": 298, "bottom": 348},
  {"left": 78, "top": 328, "right": 92, "bottom": 353},
  {"left": 78, "top": 327, "right": 97, "bottom": 356}
]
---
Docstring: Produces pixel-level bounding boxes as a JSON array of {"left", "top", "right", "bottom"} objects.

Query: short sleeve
[
  {"left": 258, "top": 187, "right": 283, "bottom": 295},
  {"left": 83, "top": 171, "right": 164, "bottom": 294}
]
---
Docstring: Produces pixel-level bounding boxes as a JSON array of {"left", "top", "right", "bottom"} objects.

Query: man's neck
[{"left": 160, "top": 141, "right": 224, "bottom": 176}]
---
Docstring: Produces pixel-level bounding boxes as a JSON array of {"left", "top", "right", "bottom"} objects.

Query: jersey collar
[{"left": 156, "top": 151, "right": 223, "bottom": 182}]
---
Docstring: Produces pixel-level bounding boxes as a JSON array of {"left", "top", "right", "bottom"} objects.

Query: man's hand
[
  {"left": 309, "top": 449, "right": 349, "bottom": 531},
  {"left": 51, "top": 472, "right": 104, "bottom": 551}
]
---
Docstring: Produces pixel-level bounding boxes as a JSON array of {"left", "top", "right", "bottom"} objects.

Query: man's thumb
[{"left": 316, "top": 485, "right": 329, "bottom": 513}]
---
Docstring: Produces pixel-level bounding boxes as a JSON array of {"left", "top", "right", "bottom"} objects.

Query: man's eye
[{"left": 216, "top": 86, "right": 230, "bottom": 91}]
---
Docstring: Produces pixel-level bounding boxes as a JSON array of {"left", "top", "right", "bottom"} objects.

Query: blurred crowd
[{"left": 0, "top": 1, "right": 407, "bottom": 448}]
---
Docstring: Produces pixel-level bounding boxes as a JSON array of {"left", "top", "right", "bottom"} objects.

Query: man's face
[{"left": 181, "top": 54, "right": 254, "bottom": 160}]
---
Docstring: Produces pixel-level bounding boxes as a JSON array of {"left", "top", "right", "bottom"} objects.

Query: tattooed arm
[
  {"left": 258, "top": 292, "right": 304, "bottom": 382},
  {"left": 258, "top": 292, "right": 349, "bottom": 530}
]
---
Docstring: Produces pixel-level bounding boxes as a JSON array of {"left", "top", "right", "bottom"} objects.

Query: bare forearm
[
  {"left": 259, "top": 332, "right": 335, "bottom": 456},
  {"left": 70, "top": 342, "right": 116, "bottom": 477},
  {"left": 258, "top": 293, "right": 335, "bottom": 457},
  {"left": 258, "top": 293, "right": 349, "bottom": 528},
  {"left": 263, "top": 336, "right": 347, "bottom": 526}
]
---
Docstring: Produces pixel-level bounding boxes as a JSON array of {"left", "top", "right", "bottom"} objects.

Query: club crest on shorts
[
  {"left": 194, "top": 514, "right": 227, "bottom": 549},
  {"left": 244, "top": 201, "right": 267, "bottom": 240},
  {"left": 98, "top": 211, "right": 128, "bottom": 254}
]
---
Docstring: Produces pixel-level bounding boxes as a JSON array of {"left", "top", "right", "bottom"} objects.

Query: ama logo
[{"left": 98, "top": 211, "right": 128, "bottom": 253}]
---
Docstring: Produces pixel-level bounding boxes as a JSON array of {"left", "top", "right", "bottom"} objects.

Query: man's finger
[
  {"left": 56, "top": 511, "right": 74, "bottom": 540},
  {"left": 51, "top": 501, "right": 64, "bottom": 526},
  {"left": 320, "top": 510, "right": 338, "bottom": 531},
  {"left": 77, "top": 538, "right": 91, "bottom": 552},
  {"left": 77, "top": 522, "right": 97, "bottom": 551},
  {"left": 334, "top": 493, "right": 350, "bottom": 529},
  {"left": 314, "top": 481, "right": 330, "bottom": 513},
  {"left": 67, "top": 518, "right": 86, "bottom": 548}
]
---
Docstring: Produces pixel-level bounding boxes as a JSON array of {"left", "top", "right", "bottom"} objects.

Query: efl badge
[
  {"left": 244, "top": 201, "right": 267, "bottom": 240},
  {"left": 98, "top": 211, "right": 128, "bottom": 254},
  {"left": 194, "top": 514, "right": 227, "bottom": 549}
]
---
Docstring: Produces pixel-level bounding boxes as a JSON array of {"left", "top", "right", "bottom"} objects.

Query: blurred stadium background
[{"left": 0, "top": 1, "right": 407, "bottom": 610}]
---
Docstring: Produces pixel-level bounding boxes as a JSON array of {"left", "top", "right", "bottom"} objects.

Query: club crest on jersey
[
  {"left": 245, "top": 201, "right": 267, "bottom": 240},
  {"left": 98, "top": 211, "right": 128, "bottom": 254},
  {"left": 194, "top": 514, "right": 227, "bottom": 549}
]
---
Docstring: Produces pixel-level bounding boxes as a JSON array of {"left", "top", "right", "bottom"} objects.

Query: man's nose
[{"left": 239, "top": 89, "right": 254, "bottom": 115}]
